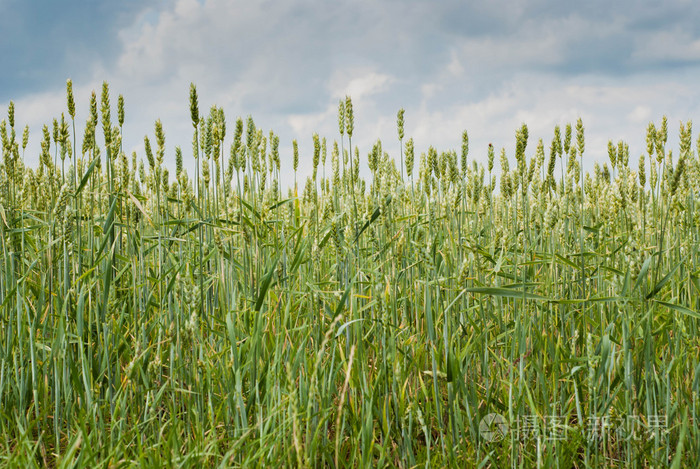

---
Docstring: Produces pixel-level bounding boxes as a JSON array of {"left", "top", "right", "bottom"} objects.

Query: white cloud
[
  {"left": 339, "top": 73, "right": 393, "bottom": 101},
  {"left": 628, "top": 105, "right": 652, "bottom": 124},
  {"left": 404, "top": 74, "right": 698, "bottom": 180},
  {"left": 5, "top": 0, "right": 700, "bottom": 189}
]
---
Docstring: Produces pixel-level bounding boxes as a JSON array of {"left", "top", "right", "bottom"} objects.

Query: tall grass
[{"left": 0, "top": 81, "right": 699, "bottom": 467}]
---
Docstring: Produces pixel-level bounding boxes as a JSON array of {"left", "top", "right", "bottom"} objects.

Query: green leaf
[
  {"left": 336, "top": 318, "right": 364, "bottom": 338},
  {"left": 354, "top": 195, "right": 391, "bottom": 242},
  {"left": 268, "top": 197, "right": 294, "bottom": 211},
  {"left": 671, "top": 412, "right": 689, "bottom": 469},
  {"left": 463, "top": 287, "right": 549, "bottom": 301},
  {"left": 254, "top": 258, "right": 279, "bottom": 312},
  {"left": 554, "top": 296, "right": 633, "bottom": 305},
  {"left": 446, "top": 349, "right": 459, "bottom": 383},
  {"left": 334, "top": 281, "right": 353, "bottom": 317},
  {"left": 96, "top": 196, "right": 118, "bottom": 257},
  {"left": 76, "top": 156, "right": 99, "bottom": 195},
  {"left": 288, "top": 226, "right": 308, "bottom": 275},
  {"left": 646, "top": 259, "right": 683, "bottom": 299},
  {"left": 555, "top": 254, "right": 579, "bottom": 270},
  {"left": 77, "top": 284, "right": 86, "bottom": 337},
  {"left": 621, "top": 268, "right": 631, "bottom": 296},
  {"left": 632, "top": 253, "right": 655, "bottom": 294},
  {"left": 0, "top": 202, "right": 7, "bottom": 228},
  {"left": 690, "top": 276, "right": 700, "bottom": 295},
  {"left": 654, "top": 300, "right": 700, "bottom": 320},
  {"left": 493, "top": 247, "right": 505, "bottom": 273}
]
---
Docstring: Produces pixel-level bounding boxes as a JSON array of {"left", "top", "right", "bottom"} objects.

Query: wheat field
[{"left": 0, "top": 81, "right": 698, "bottom": 467}]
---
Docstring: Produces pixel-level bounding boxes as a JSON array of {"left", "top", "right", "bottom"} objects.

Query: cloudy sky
[{"left": 2, "top": 0, "right": 700, "bottom": 184}]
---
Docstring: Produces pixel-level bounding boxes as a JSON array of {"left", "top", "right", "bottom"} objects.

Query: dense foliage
[{"left": 0, "top": 81, "right": 699, "bottom": 467}]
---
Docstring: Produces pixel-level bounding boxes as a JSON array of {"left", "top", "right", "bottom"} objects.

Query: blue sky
[{"left": 3, "top": 0, "right": 700, "bottom": 183}]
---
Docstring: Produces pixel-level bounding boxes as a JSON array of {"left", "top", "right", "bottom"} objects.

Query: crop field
[{"left": 0, "top": 81, "right": 699, "bottom": 467}]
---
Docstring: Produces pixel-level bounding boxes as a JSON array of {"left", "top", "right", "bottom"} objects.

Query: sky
[{"left": 2, "top": 0, "right": 700, "bottom": 186}]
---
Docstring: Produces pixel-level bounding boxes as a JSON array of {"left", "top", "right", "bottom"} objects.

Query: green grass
[{"left": 0, "top": 83, "right": 698, "bottom": 467}]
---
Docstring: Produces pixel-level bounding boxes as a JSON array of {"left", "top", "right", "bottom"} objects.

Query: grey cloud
[
  {"left": 431, "top": 1, "right": 700, "bottom": 78},
  {"left": 0, "top": 0, "right": 154, "bottom": 101},
  {"left": 6, "top": 0, "right": 700, "bottom": 186}
]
